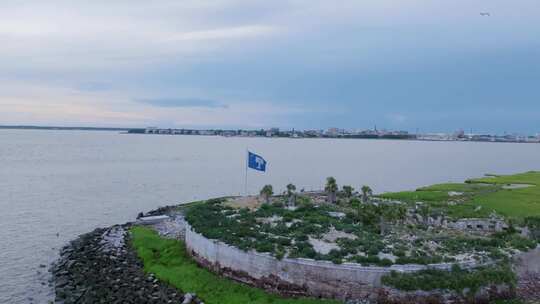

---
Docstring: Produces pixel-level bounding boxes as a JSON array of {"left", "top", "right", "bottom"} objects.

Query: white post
[{"left": 244, "top": 149, "right": 248, "bottom": 196}]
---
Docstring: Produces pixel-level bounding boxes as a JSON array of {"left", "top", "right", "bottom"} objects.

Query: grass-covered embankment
[
  {"left": 130, "top": 226, "right": 339, "bottom": 304},
  {"left": 465, "top": 171, "right": 540, "bottom": 219},
  {"left": 378, "top": 171, "right": 540, "bottom": 220}
]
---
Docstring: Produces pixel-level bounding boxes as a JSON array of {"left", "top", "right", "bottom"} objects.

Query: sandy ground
[
  {"left": 308, "top": 228, "right": 358, "bottom": 255},
  {"left": 308, "top": 237, "right": 340, "bottom": 255},
  {"left": 224, "top": 196, "right": 263, "bottom": 209},
  {"left": 323, "top": 227, "right": 357, "bottom": 242}
]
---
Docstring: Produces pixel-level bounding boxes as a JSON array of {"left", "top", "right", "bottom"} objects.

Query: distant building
[
  {"left": 454, "top": 129, "right": 465, "bottom": 139},
  {"left": 304, "top": 130, "right": 322, "bottom": 137},
  {"left": 265, "top": 128, "right": 280, "bottom": 137},
  {"left": 326, "top": 128, "right": 345, "bottom": 136},
  {"left": 145, "top": 127, "right": 158, "bottom": 134},
  {"left": 199, "top": 130, "right": 216, "bottom": 136}
]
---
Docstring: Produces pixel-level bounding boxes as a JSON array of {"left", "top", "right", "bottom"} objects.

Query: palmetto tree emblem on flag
[{"left": 248, "top": 152, "right": 266, "bottom": 172}]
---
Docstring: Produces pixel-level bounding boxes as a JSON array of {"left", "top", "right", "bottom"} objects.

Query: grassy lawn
[
  {"left": 377, "top": 190, "right": 450, "bottom": 202},
  {"left": 465, "top": 171, "right": 540, "bottom": 219},
  {"left": 130, "top": 226, "right": 340, "bottom": 304},
  {"left": 418, "top": 183, "right": 498, "bottom": 193},
  {"left": 379, "top": 171, "right": 540, "bottom": 220},
  {"left": 470, "top": 171, "right": 540, "bottom": 186}
]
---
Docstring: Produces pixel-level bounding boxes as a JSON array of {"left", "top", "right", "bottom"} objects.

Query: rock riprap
[{"left": 51, "top": 224, "right": 199, "bottom": 304}]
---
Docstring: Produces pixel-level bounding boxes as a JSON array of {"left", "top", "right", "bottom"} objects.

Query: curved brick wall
[{"left": 184, "top": 223, "right": 478, "bottom": 300}]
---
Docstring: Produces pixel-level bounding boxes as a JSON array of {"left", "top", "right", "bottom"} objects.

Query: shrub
[
  {"left": 381, "top": 263, "right": 516, "bottom": 292},
  {"left": 354, "top": 255, "right": 381, "bottom": 266},
  {"left": 255, "top": 240, "right": 275, "bottom": 253},
  {"left": 395, "top": 255, "right": 443, "bottom": 265},
  {"left": 295, "top": 234, "right": 308, "bottom": 242},
  {"left": 275, "top": 247, "right": 285, "bottom": 260},
  {"left": 300, "top": 247, "right": 317, "bottom": 259},
  {"left": 379, "top": 258, "right": 393, "bottom": 267},
  {"left": 393, "top": 250, "right": 406, "bottom": 257},
  {"left": 276, "top": 237, "right": 292, "bottom": 246}
]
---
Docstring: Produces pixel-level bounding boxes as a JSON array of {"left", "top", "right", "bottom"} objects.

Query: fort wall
[{"left": 184, "top": 222, "right": 478, "bottom": 300}]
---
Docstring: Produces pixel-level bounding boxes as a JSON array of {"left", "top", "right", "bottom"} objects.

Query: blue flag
[{"left": 248, "top": 151, "right": 267, "bottom": 172}]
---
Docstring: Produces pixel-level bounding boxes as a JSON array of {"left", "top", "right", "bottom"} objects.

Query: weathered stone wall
[
  {"left": 447, "top": 218, "right": 508, "bottom": 232},
  {"left": 184, "top": 223, "right": 477, "bottom": 300},
  {"left": 514, "top": 246, "right": 540, "bottom": 301}
]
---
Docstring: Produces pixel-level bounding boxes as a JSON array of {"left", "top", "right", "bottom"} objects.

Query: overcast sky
[{"left": 1, "top": 1, "right": 539, "bottom": 133}]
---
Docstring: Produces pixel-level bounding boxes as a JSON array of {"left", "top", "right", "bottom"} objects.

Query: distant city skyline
[
  {"left": 1, "top": 1, "right": 539, "bottom": 133},
  {"left": 2, "top": 124, "right": 539, "bottom": 138}
]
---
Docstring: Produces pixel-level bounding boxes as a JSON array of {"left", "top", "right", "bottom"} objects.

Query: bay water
[{"left": 1, "top": 129, "right": 539, "bottom": 303}]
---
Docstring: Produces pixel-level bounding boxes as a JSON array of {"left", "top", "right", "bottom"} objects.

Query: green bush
[
  {"left": 379, "top": 258, "right": 393, "bottom": 266},
  {"left": 255, "top": 240, "right": 275, "bottom": 253},
  {"left": 381, "top": 263, "right": 516, "bottom": 292},
  {"left": 354, "top": 255, "right": 381, "bottom": 266},
  {"left": 276, "top": 237, "right": 292, "bottom": 246}
]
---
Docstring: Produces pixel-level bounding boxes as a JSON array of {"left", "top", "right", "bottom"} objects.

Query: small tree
[
  {"left": 361, "top": 185, "right": 373, "bottom": 203},
  {"left": 343, "top": 185, "right": 354, "bottom": 199},
  {"left": 286, "top": 183, "right": 297, "bottom": 207},
  {"left": 260, "top": 185, "right": 273, "bottom": 204},
  {"left": 379, "top": 204, "right": 405, "bottom": 235},
  {"left": 379, "top": 206, "right": 390, "bottom": 235},
  {"left": 418, "top": 204, "right": 431, "bottom": 225},
  {"left": 357, "top": 202, "right": 379, "bottom": 226},
  {"left": 396, "top": 204, "right": 407, "bottom": 224},
  {"left": 325, "top": 177, "right": 338, "bottom": 203},
  {"left": 350, "top": 197, "right": 361, "bottom": 218}
]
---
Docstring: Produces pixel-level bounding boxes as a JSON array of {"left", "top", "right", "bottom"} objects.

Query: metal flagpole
[{"left": 244, "top": 148, "right": 248, "bottom": 196}]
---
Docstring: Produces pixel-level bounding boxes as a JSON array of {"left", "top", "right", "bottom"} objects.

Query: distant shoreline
[
  {"left": 0, "top": 125, "right": 131, "bottom": 131},
  {"left": 2, "top": 125, "right": 538, "bottom": 144}
]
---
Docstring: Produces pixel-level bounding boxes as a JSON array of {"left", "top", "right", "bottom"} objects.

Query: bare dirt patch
[
  {"left": 224, "top": 196, "right": 263, "bottom": 209},
  {"left": 322, "top": 227, "right": 357, "bottom": 242},
  {"left": 308, "top": 237, "right": 339, "bottom": 255}
]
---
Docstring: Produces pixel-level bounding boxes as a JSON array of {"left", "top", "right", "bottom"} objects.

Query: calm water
[{"left": 1, "top": 129, "right": 540, "bottom": 303}]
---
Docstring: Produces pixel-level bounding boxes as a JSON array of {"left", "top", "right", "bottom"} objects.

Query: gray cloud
[
  {"left": 1, "top": 1, "right": 540, "bottom": 132},
  {"left": 135, "top": 98, "right": 228, "bottom": 109}
]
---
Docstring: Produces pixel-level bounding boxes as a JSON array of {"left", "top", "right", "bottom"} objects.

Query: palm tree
[
  {"left": 325, "top": 177, "right": 338, "bottom": 203},
  {"left": 286, "top": 183, "right": 296, "bottom": 207},
  {"left": 379, "top": 206, "right": 391, "bottom": 235},
  {"left": 342, "top": 185, "right": 354, "bottom": 199},
  {"left": 361, "top": 185, "right": 373, "bottom": 203},
  {"left": 260, "top": 185, "right": 273, "bottom": 204}
]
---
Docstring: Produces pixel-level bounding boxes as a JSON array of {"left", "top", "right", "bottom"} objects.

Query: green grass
[
  {"left": 470, "top": 171, "right": 540, "bottom": 186},
  {"left": 462, "top": 171, "right": 540, "bottom": 219},
  {"left": 378, "top": 190, "right": 450, "bottom": 202},
  {"left": 418, "top": 183, "right": 498, "bottom": 193},
  {"left": 380, "top": 171, "right": 540, "bottom": 220},
  {"left": 130, "top": 226, "right": 339, "bottom": 304}
]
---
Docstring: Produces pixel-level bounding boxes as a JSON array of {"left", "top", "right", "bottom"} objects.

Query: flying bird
[{"left": 480, "top": 12, "right": 491, "bottom": 16}]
